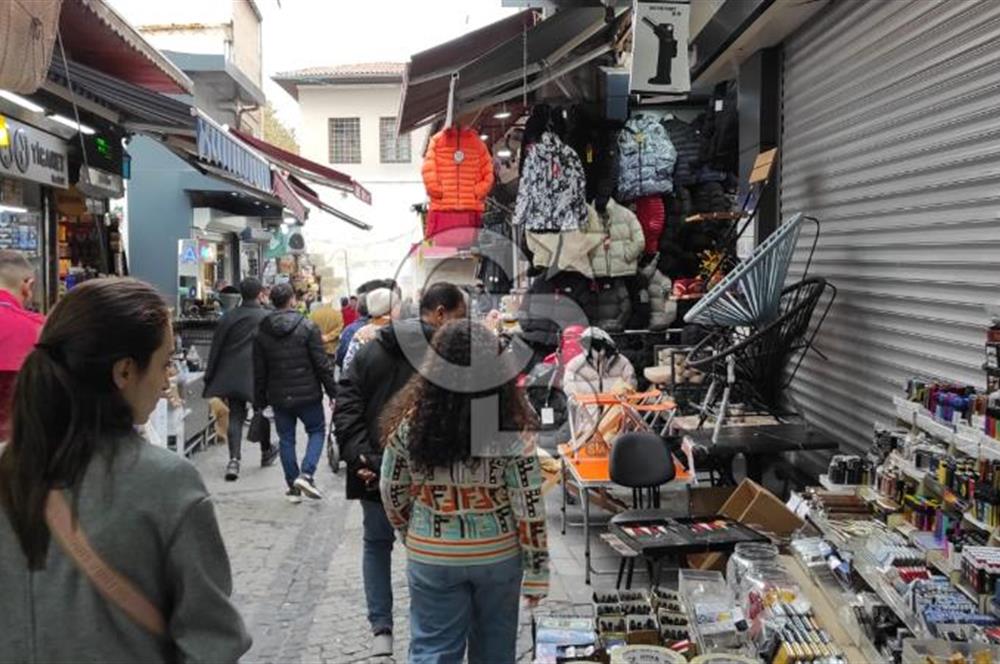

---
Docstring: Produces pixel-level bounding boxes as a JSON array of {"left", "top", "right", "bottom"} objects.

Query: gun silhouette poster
[{"left": 631, "top": 0, "right": 691, "bottom": 94}]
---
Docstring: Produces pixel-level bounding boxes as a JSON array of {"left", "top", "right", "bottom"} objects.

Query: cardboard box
[{"left": 687, "top": 479, "right": 803, "bottom": 570}]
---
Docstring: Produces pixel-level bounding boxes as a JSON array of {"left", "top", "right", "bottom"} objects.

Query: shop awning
[
  {"left": 230, "top": 128, "right": 372, "bottom": 205},
  {"left": 274, "top": 172, "right": 372, "bottom": 231},
  {"left": 398, "top": 10, "right": 538, "bottom": 134},
  {"left": 57, "top": 0, "right": 193, "bottom": 95},
  {"left": 45, "top": 58, "right": 196, "bottom": 133},
  {"left": 398, "top": 7, "right": 628, "bottom": 134}
]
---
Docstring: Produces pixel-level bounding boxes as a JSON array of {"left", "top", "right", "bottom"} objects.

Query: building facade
[{"left": 273, "top": 63, "right": 431, "bottom": 295}]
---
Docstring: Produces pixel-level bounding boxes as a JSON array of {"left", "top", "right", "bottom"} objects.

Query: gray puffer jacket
[
  {"left": 563, "top": 328, "right": 637, "bottom": 433},
  {"left": 640, "top": 259, "right": 676, "bottom": 331},
  {"left": 587, "top": 199, "right": 645, "bottom": 279},
  {"left": 0, "top": 433, "right": 251, "bottom": 663},
  {"left": 617, "top": 114, "right": 677, "bottom": 200}
]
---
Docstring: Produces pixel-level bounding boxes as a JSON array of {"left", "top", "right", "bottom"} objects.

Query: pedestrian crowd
[{"left": 0, "top": 249, "right": 548, "bottom": 664}]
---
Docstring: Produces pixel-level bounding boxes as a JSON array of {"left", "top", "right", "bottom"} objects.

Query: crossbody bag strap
[{"left": 45, "top": 489, "right": 167, "bottom": 637}]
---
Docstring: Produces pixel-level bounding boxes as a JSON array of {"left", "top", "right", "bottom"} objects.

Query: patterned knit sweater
[{"left": 380, "top": 423, "right": 550, "bottom": 598}]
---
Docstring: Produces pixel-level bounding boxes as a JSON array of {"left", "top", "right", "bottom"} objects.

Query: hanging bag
[{"left": 247, "top": 410, "right": 270, "bottom": 444}]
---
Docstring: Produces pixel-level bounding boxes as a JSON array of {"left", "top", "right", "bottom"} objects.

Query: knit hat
[{"left": 366, "top": 288, "right": 393, "bottom": 318}]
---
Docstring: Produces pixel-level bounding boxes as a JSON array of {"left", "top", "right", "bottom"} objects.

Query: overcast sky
[{"left": 261, "top": 0, "right": 516, "bottom": 128}]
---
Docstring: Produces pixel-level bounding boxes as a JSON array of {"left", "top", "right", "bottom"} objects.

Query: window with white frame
[
  {"left": 328, "top": 118, "right": 361, "bottom": 164},
  {"left": 379, "top": 117, "right": 411, "bottom": 163}
]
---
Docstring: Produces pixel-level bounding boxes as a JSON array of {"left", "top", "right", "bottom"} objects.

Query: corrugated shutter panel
[{"left": 780, "top": 0, "right": 1000, "bottom": 455}]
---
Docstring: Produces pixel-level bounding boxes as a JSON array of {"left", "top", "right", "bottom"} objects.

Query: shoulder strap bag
[{"left": 44, "top": 489, "right": 167, "bottom": 637}]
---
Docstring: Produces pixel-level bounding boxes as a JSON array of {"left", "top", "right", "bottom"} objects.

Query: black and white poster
[{"left": 631, "top": 0, "right": 691, "bottom": 95}]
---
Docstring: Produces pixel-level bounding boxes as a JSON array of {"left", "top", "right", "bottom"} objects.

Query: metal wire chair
[
  {"left": 684, "top": 277, "right": 837, "bottom": 441},
  {"left": 684, "top": 213, "right": 816, "bottom": 327}
]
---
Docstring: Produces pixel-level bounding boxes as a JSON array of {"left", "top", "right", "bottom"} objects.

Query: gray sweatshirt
[{"left": 0, "top": 433, "right": 251, "bottom": 663}]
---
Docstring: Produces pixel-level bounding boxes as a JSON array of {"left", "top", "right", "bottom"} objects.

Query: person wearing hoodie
[
  {"left": 333, "top": 282, "right": 467, "bottom": 658},
  {"left": 253, "top": 283, "right": 337, "bottom": 502},
  {"left": 563, "top": 327, "right": 637, "bottom": 436}
]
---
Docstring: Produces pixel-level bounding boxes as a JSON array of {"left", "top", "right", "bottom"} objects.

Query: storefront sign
[
  {"left": 77, "top": 165, "right": 125, "bottom": 198},
  {"left": 0, "top": 115, "right": 69, "bottom": 188},
  {"left": 196, "top": 115, "right": 271, "bottom": 193},
  {"left": 630, "top": 0, "right": 691, "bottom": 95}
]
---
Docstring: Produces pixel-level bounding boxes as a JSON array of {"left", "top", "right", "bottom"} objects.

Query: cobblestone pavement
[{"left": 193, "top": 437, "right": 598, "bottom": 663}]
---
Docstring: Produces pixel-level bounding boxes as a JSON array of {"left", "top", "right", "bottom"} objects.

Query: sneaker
[
  {"left": 261, "top": 444, "right": 279, "bottom": 468},
  {"left": 285, "top": 487, "right": 302, "bottom": 504},
  {"left": 294, "top": 474, "right": 323, "bottom": 500},
  {"left": 371, "top": 630, "right": 393, "bottom": 657},
  {"left": 224, "top": 459, "right": 240, "bottom": 482}
]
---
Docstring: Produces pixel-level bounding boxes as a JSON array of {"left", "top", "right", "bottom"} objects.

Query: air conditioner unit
[{"left": 287, "top": 230, "right": 306, "bottom": 255}]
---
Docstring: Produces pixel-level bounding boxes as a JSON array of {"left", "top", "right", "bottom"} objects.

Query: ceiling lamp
[
  {"left": 479, "top": 133, "right": 489, "bottom": 141},
  {"left": 0, "top": 90, "right": 44, "bottom": 113},
  {"left": 47, "top": 114, "right": 95, "bottom": 135},
  {"left": 493, "top": 102, "right": 512, "bottom": 120}
]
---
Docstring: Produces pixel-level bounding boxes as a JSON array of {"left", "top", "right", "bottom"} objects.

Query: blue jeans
[
  {"left": 408, "top": 555, "right": 523, "bottom": 664},
  {"left": 273, "top": 401, "right": 325, "bottom": 487},
  {"left": 361, "top": 500, "right": 395, "bottom": 633}
]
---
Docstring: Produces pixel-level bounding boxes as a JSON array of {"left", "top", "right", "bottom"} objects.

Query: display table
[
  {"left": 559, "top": 443, "right": 693, "bottom": 584},
  {"left": 683, "top": 423, "right": 839, "bottom": 484}
]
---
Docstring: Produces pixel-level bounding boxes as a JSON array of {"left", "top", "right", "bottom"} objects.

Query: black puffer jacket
[
  {"left": 253, "top": 310, "right": 336, "bottom": 410},
  {"left": 334, "top": 318, "right": 435, "bottom": 501},
  {"left": 662, "top": 118, "right": 701, "bottom": 188}
]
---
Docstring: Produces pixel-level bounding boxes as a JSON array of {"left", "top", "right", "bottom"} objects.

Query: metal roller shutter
[{"left": 780, "top": 0, "right": 1000, "bottom": 455}]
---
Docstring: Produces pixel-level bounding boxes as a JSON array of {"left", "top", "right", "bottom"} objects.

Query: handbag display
[
  {"left": 247, "top": 410, "right": 270, "bottom": 444},
  {"left": 45, "top": 489, "right": 166, "bottom": 636}
]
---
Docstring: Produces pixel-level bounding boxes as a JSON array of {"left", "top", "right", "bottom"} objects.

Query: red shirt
[
  {"left": 341, "top": 305, "right": 358, "bottom": 327},
  {"left": 0, "top": 290, "right": 44, "bottom": 439}
]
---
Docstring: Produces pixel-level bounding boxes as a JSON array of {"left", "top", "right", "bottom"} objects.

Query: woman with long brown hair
[
  {"left": 380, "top": 319, "right": 549, "bottom": 663},
  {"left": 0, "top": 278, "right": 250, "bottom": 662}
]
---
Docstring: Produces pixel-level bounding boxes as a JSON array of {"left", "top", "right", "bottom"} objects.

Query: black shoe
[
  {"left": 285, "top": 487, "right": 302, "bottom": 504},
  {"left": 293, "top": 474, "right": 323, "bottom": 499},
  {"left": 261, "top": 445, "right": 279, "bottom": 468},
  {"left": 225, "top": 459, "right": 240, "bottom": 481}
]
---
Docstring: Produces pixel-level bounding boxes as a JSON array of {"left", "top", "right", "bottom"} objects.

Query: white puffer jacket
[
  {"left": 563, "top": 328, "right": 637, "bottom": 434},
  {"left": 587, "top": 199, "right": 645, "bottom": 278}
]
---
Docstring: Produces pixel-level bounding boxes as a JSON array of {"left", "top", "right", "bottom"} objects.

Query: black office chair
[
  {"left": 608, "top": 432, "right": 677, "bottom": 588},
  {"left": 610, "top": 431, "right": 677, "bottom": 509}
]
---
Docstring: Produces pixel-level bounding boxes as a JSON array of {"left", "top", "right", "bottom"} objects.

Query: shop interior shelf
[
  {"left": 810, "top": 514, "right": 927, "bottom": 638},
  {"left": 962, "top": 511, "right": 994, "bottom": 534},
  {"left": 926, "top": 550, "right": 953, "bottom": 577},
  {"left": 887, "top": 452, "right": 927, "bottom": 483},
  {"left": 818, "top": 474, "right": 861, "bottom": 494}
]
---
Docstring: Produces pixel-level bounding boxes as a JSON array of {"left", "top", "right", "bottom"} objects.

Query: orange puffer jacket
[{"left": 422, "top": 127, "right": 494, "bottom": 212}]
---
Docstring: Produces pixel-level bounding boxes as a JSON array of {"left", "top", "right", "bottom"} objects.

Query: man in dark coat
[
  {"left": 204, "top": 277, "right": 273, "bottom": 481},
  {"left": 253, "top": 282, "right": 337, "bottom": 502},
  {"left": 333, "top": 282, "right": 466, "bottom": 657}
]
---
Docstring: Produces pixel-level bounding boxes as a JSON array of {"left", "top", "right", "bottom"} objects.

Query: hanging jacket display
[
  {"left": 421, "top": 126, "right": 494, "bottom": 213},
  {"left": 586, "top": 199, "right": 645, "bottom": 279},
  {"left": 616, "top": 114, "right": 677, "bottom": 201},
  {"left": 513, "top": 132, "right": 589, "bottom": 232},
  {"left": 593, "top": 277, "right": 631, "bottom": 333},
  {"left": 640, "top": 258, "right": 676, "bottom": 331},
  {"left": 634, "top": 194, "right": 665, "bottom": 255},
  {"left": 518, "top": 271, "right": 595, "bottom": 351},
  {"left": 662, "top": 117, "right": 701, "bottom": 189}
]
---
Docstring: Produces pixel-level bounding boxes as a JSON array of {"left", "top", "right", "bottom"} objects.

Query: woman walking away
[
  {"left": 381, "top": 320, "right": 549, "bottom": 664},
  {"left": 0, "top": 278, "right": 251, "bottom": 663}
]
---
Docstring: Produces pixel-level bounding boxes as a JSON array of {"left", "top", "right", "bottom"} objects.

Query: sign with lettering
[
  {"left": 196, "top": 115, "right": 271, "bottom": 193},
  {"left": 0, "top": 116, "right": 69, "bottom": 188},
  {"left": 631, "top": 0, "right": 691, "bottom": 95}
]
